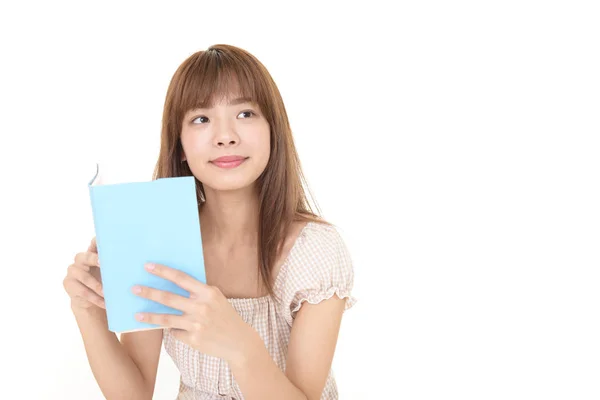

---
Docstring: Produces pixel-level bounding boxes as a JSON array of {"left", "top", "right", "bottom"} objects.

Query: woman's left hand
[{"left": 132, "top": 262, "right": 258, "bottom": 363}]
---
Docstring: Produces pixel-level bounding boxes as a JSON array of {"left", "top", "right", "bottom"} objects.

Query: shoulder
[
  {"left": 302, "top": 220, "right": 347, "bottom": 249},
  {"left": 294, "top": 221, "right": 352, "bottom": 269},
  {"left": 276, "top": 220, "right": 356, "bottom": 325}
]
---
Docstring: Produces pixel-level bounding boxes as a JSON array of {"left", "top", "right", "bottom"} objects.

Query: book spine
[{"left": 87, "top": 186, "right": 116, "bottom": 332}]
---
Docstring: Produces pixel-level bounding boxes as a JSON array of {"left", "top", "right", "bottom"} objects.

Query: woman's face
[{"left": 180, "top": 93, "right": 271, "bottom": 194}]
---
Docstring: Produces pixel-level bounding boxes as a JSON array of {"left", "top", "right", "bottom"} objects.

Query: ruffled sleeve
[{"left": 277, "top": 222, "right": 357, "bottom": 327}]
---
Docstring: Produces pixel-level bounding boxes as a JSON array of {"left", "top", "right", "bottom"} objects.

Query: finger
[
  {"left": 70, "top": 279, "right": 106, "bottom": 309},
  {"left": 132, "top": 285, "right": 190, "bottom": 312},
  {"left": 144, "top": 263, "right": 205, "bottom": 294},
  {"left": 135, "top": 312, "right": 189, "bottom": 330},
  {"left": 68, "top": 264, "right": 104, "bottom": 297},
  {"left": 88, "top": 236, "right": 97, "bottom": 253},
  {"left": 87, "top": 251, "right": 100, "bottom": 267},
  {"left": 84, "top": 294, "right": 106, "bottom": 309},
  {"left": 74, "top": 251, "right": 100, "bottom": 268}
]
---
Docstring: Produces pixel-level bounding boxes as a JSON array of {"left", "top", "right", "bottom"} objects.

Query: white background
[{"left": 0, "top": 1, "right": 598, "bottom": 399}]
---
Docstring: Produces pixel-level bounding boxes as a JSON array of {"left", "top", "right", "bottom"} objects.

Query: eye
[
  {"left": 191, "top": 116, "right": 209, "bottom": 124},
  {"left": 238, "top": 110, "right": 256, "bottom": 119},
  {"left": 191, "top": 110, "right": 255, "bottom": 125}
]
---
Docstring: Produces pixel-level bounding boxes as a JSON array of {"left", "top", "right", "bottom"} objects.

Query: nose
[
  {"left": 217, "top": 138, "right": 237, "bottom": 147},
  {"left": 213, "top": 119, "right": 239, "bottom": 147}
]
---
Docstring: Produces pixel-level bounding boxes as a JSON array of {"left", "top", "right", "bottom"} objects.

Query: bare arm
[
  {"left": 230, "top": 295, "right": 347, "bottom": 400},
  {"left": 65, "top": 237, "right": 163, "bottom": 400},
  {"left": 73, "top": 308, "right": 163, "bottom": 400}
]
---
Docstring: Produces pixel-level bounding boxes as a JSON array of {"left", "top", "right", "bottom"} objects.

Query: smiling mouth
[{"left": 210, "top": 157, "right": 248, "bottom": 169}]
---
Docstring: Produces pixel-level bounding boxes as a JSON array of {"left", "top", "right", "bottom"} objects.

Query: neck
[{"left": 199, "top": 185, "right": 260, "bottom": 249}]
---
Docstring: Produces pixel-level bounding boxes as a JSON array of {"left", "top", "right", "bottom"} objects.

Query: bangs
[{"left": 177, "top": 50, "right": 260, "bottom": 115}]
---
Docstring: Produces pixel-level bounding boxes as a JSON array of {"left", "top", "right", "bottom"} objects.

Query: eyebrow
[{"left": 228, "top": 96, "right": 253, "bottom": 106}]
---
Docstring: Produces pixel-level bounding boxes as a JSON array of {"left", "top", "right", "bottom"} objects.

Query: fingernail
[
  {"left": 132, "top": 285, "right": 142, "bottom": 294},
  {"left": 136, "top": 313, "right": 144, "bottom": 321},
  {"left": 145, "top": 263, "right": 155, "bottom": 271}
]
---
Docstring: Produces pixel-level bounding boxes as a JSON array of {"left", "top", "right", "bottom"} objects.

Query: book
[{"left": 87, "top": 163, "right": 206, "bottom": 333}]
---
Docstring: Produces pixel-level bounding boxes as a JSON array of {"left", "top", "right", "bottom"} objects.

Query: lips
[
  {"left": 210, "top": 155, "right": 248, "bottom": 169},
  {"left": 211, "top": 155, "right": 246, "bottom": 163}
]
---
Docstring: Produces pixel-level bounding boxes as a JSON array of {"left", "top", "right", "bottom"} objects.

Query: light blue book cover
[{"left": 88, "top": 163, "right": 206, "bottom": 333}]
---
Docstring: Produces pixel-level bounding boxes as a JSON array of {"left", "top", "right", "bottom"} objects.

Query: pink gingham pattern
[{"left": 162, "top": 221, "right": 357, "bottom": 399}]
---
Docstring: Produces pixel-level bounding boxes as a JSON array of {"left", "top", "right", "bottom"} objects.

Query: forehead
[{"left": 211, "top": 91, "right": 247, "bottom": 105}]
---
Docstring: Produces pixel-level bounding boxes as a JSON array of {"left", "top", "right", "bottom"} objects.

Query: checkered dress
[{"left": 162, "top": 221, "right": 357, "bottom": 399}]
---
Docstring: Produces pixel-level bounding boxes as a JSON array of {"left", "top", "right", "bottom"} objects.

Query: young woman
[{"left": 63, "top": 44, "right": 356, "bottom": 400}]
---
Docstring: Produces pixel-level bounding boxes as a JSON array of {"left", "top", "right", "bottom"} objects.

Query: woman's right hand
[{"left": 63, "top": 236, "right": 106, "bottom": 312}]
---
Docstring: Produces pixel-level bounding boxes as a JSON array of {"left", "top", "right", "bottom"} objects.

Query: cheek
[
  {"left": 249, "top": 131, "right": 271, "bottom": 170},
  {"left": 260, "top": 131, "right": 271, "bottom": 155},
  {"left": 254, "top": 125, "right": 271, "bottom": 157},
  {"left": 181, "top": 132, "right": 210, "bottom": 157}
]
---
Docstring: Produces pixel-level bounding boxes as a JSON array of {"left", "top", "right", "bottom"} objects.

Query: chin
[
  {"left": 207, "top": 181, "right": 254, "bottom": 192},
  {"left": 200, "top": 172, "right": 261, "bottom": 193}
]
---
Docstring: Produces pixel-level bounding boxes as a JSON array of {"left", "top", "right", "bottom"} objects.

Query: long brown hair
[{"left": 153, "top": 44, "right": 328, "bottom": 298}]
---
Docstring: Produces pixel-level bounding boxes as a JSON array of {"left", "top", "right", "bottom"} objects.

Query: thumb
[{"left": 88, "top": 236, "right": 97, "bottom": 253}]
